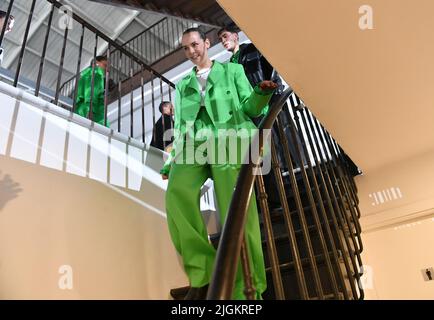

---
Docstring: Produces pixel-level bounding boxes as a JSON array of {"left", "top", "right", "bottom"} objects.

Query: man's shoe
[{"left": 184, "top": 284, "right": 209, "bottom": 300}]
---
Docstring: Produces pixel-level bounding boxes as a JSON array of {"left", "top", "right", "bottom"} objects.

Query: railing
[
  {"left": 208, "top": 89, "right": 364, "bottom": 300},
  {"left": 60, "top": 15, "right": 214, "bottom": 102},
  {"left": 117, "top": 16, "right": 204, "bottom": 65},
  {"left": 0, "top": 0, "right": 175, "bottom": 143},
  {"left": 1, "top": 0, "right": 364, "bottom": 300}
]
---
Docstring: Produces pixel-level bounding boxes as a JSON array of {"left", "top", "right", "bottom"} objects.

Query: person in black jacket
[
  {"left": 218, "top": 25, "right": 283, "bottom": 96},
  {"left": 151, "top": 101, "right": 174, "bottom": 151},
  {"left": 218, "top": 25, "right": 307, "bottom": 206},
  {"left": 0, "top": 10, "right": 15, "bottom": 66}
]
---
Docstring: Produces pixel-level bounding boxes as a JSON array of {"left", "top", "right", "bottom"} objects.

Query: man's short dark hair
[
  {"left": 217, "top": 25, "right": 240, "bottom": 37},
  {"left": 90, "top": 55, "right": 107, "bottom": 66},
  {"left": 159, "top": 101, "right": 171, "bottom": 113},
  {"left": 0, "top": 10, "right": 14, "bottom": 21},
  {"left": 183, "top": 27, "right": 207, "bottom": 41},
  {"left": 96, "top": 55, "right": 107, "bottom": 62}
]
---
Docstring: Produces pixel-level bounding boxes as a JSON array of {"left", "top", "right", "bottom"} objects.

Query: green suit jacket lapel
[
  {"left": 203, "top": 61, "right": 225, "bottom": 124},
  {"left": 181, "top": 61, "right": 224, "bottom": 126},
  {"left": 206, "top": 61, "right": 223, "bottom": 92}
]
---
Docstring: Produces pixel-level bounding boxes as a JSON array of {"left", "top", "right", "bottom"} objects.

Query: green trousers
[
  {"left": 75, "top": 98, "right": 108, "bottom": 127},
  {"left": 165, "top": 108, "right": 266, "bottom": 299}
]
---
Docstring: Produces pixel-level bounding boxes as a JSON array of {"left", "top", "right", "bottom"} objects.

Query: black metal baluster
[
  {"left": 129, "top": 57, "right": 134, "bottom": 138},
  {"left": 274, "top": 116, "right": 311, "bottom": 299},
  {"left": 254, "top": 167, "right": 285, "bottom": 299},
  {"left": 328, "top": 137, "right": 364, "bottom": 255},
  {"left": 150, "top": 72, "right": 156, "bottom": 145},
  {"left": 117, "top": 52, "right": 122, "bottom": 132},
  {"left": 88, "top": 34, "right": 98, "bottom": 121},
  {"left": 140, "top": 64, "right": 145, "bottom": 143},
  {"left": 54, "top": 15, "right": 70, "bottom": 105},
  {"left": 159, "top": 77, "right": 165, "bottom": 149},
  {"left": 35, "top": 4, "right": 55, "bottom": 97},
  {"left": 14, "top": 0, "right": 37, "bottom": 87},
  {"left": 325, "top": 133, "right": 363, "bottom": 257},
  {"left": 104, "top": 44, "right": 110, "bottom": 127},
  {"left": 72, "top": 24, "right": 85, "bottom": 113},
  {"left": 168, "top": 85, "right": 174, "bottom": 129},
  {"left": 240, "top": 238, "right": 256, "bottom": 300}
]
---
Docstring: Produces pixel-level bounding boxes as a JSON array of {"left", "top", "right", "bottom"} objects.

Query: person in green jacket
[
  {"left": 162, "top": 27, "right": 277, "bottom": 300},
  {"left": 74, "top": 56, "right": 109, "bottom": 127}
]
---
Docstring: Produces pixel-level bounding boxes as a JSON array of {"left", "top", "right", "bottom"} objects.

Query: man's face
[
  {"left": 181, "top": 31, "right": 210, "bottom": 66},
  {"left": 0, "top": 15, "right": 14, "bottom": 34},
  {"left": 96, "top": 59, "right": 108, "bottom": 71},
  {"left": 162, "top": 103, "right": 173, "bottom": 115},
  {"left": 218, "top": 31, "right": 238, "bottom": 52}
]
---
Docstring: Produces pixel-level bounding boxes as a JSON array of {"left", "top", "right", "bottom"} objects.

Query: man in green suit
[
  {"left": 161, "top": 27, "right": 277, "bottom": 299},
  {"left": 74, "top": 56, "right": 109, "bottom": 127}
]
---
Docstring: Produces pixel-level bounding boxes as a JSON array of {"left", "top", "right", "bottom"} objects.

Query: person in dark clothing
[
  {"left": 151, "top": 101, "right": 174, "bottom": 151},
  {"left": 218, "top": 25, "right": 283, "bottom": 96},
  {"left": 218, "top": 25, "right": 307, "bottom": 206},
  {"left": 0, "top": 10, "right": 15, "bottom": 66}
]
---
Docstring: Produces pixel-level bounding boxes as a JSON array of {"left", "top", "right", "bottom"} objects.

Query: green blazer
[
  {"left": 161, "top": 60, "right": 273, "bottom": 175},
  {"left": 75, "top": 66, "right": 108, "bottom": 126}
]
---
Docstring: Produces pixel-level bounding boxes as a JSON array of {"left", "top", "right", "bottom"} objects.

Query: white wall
[
  {"left": 356, "top": 148, "right": 434, "bottom": 299},
  {"left": 361, "top": 215, "right": 434, "bottom": 299},
  {"left": 0, "top": 81, "right": 191, "bottom": 299}
]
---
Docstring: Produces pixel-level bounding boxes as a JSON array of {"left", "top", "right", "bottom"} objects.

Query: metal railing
[
  {"left": 59, "top": 15, "right": 213, "bottom": 102},
  {"left": 207, "top": 89, "right": 364, "bottom": 300},
  {"left": 0, "top": 0, "right": 175, "bottom": 143},
  {"left": 0, "top": 0, "right": 364, "bottom": 300},
  {"left": 117, "top": 16, "right": 204, "bottom": 65}
]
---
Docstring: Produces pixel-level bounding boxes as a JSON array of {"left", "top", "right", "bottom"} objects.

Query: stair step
[{"left": 263, "top": 252, "right": 351, "bottom": 300}]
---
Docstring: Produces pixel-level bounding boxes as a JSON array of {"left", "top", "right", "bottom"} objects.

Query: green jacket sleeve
[
  {"left": 74, "top": 70, "right": 88, "bottom": 117},
  {"left": 233, "top": 63, "right": 274, "bottom": 118},
  {"left": 160, "top": 84, "right": 181, "bottom": 176},
  {"left": 93, "top": 67, "right": 105, "bottom": 103}
]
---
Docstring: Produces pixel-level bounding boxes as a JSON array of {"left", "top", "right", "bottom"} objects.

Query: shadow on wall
[{"left": 0, "top": 170, "right": 22, "bottom": 210}]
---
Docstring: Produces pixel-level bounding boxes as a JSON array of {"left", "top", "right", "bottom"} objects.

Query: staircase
[
  {"left": 1, "top": 0, "right": 364, "bottom": 300},
  {"left": 169, "top": 103, "right": 364, "bottom": 300},
  {"left": 260, "top": 166, "right": 362, "bottom": 300}
]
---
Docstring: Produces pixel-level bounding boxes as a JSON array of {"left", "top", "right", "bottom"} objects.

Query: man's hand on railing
[
  {"left": 162, "top": 174, "right": 168, "bottom": 180},
  {"left": 259, "top": 80, "right": 278, "bottom": 92}
]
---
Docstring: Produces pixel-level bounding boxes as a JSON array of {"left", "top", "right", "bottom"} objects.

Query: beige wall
[
  {"left": 357, "top": 148, "right": 434, "bottom": 231},
  {"left": 356, "top": 148, "right": 434, "bottom": 299},
  {"left": 217, "top": 0, "right": 434, "bottom": 299},
  {"left": 0, "top": 154, "right": 187, "bottom": 299},
  {"left": 217, "top": 0, "right": 434, "bottom": 174},
  {"left": 361, "top": 215, "right": 434, "bottom": 299}
]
